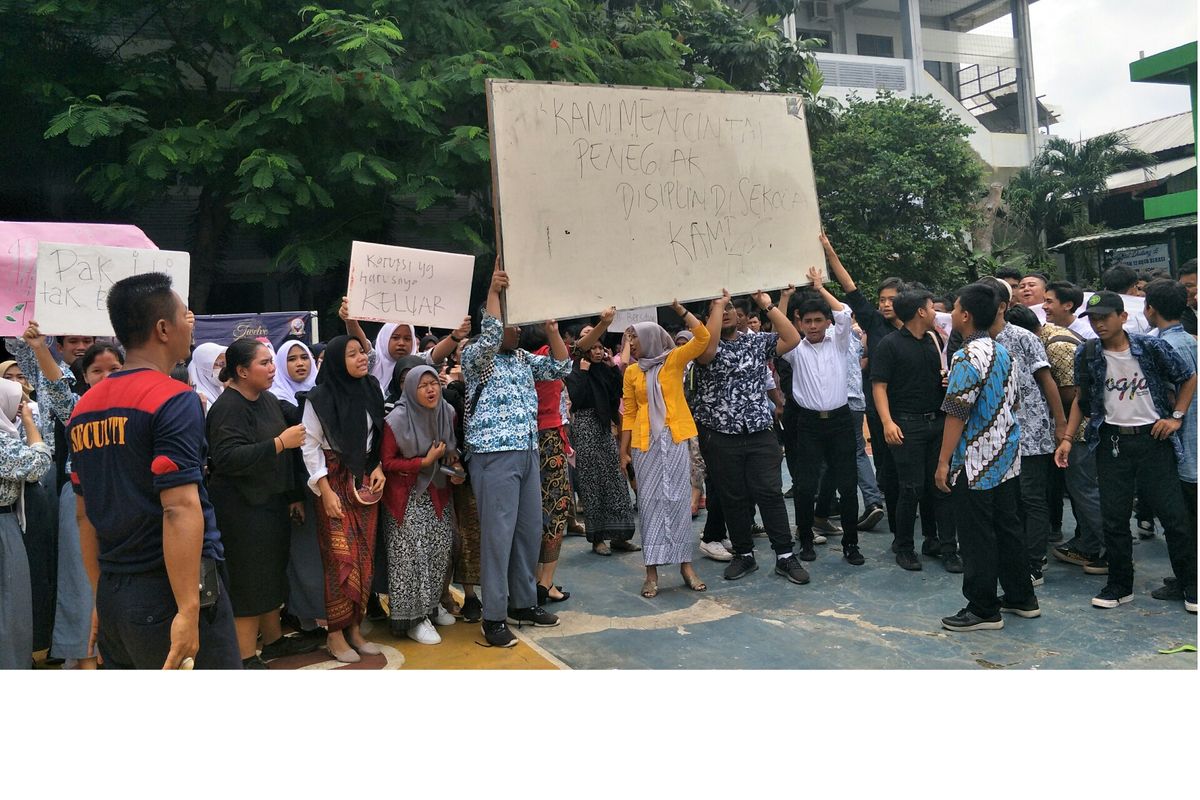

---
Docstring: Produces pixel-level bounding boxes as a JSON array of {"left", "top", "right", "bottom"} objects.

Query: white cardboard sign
[
  {"left": 611, "top": 306, "right": 658, "bottom": 331},
  {"left": 35, "top": 241, "right": 190, "bottom": 336},
  {"left": 346, "top": 241, "right": 474, "bottom": 330}
]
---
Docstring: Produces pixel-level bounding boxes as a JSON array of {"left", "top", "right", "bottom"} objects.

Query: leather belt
[
  {"left": 894, "top": 411, "right": 943, "bottom": 421},
  {"left": 1102, "top": 423, "right": 1155, "bottom": 436},
  {"left": 796, "top": 404, "right": 850, "bottom": 420}
]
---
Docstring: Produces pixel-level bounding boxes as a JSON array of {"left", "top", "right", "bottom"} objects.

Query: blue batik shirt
[
  {"left": 941, "top": 332, "right": 1021, "bottom": 490},
  {"left": 1157, "top": 324, "right": 1197, "bottom": 482},
  {"left": 1074, "top": 332, "right": 1194, "bottom": 464},
  {"left": 461, "top": 313, "right": 572, "bottom": 455}
]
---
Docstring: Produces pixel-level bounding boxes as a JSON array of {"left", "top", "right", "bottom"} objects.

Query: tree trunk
[
  {"left": 188, "top": 185, "right": 229, "bottom": 314},
  {"left": 972, "top": 182, "right": 1004, "bottom": 256}
]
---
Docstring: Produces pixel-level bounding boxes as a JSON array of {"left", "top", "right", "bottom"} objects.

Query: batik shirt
[
  {"left": 1074, "top": 332, "right": 1194, "bottom": 461},
  {"left": 941, "top": 332, "right": 1021, "bottom": 490},
  {"left": 5, "top": 336, "right": 76, "bottom": 450},
  {"left": 460, "top": 313, "right": 571, "bottom": 454},
  {"left": 693, "top": 330, "right": 780, "bottom": 435},
  {"left": 846, "top": 332, "right": 865, "bottom": 413},
  {"left": 0, "top": 435, "right": 52, "bottom": 506},
  {"left": 995, "top": 323, "right": 1055, "bottom": 457},
  {"left": 1157, "top": 324, "right": 1197, "bottom": 482}
]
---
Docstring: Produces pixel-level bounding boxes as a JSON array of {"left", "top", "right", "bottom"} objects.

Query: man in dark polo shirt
[
  {"left": 871, "top": 287, "right": 960, "bottom": 573},
  {"left": 820, "top": 232, "right": 904, "bottom": 533},
  {"left": 69, "top": 273, "right": 240, "bottom": 669}
]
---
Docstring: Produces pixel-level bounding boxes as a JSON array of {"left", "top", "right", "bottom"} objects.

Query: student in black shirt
[
  {"left": 820, "top": 232, "right": 904, "bottom": 533},
  {"left": 871, "top": 288, "right": 960, "bottom": 572}
]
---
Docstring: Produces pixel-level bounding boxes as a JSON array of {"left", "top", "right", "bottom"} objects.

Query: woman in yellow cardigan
[{"left": 620, "top": 292, "right": 727, "bottom": 598}]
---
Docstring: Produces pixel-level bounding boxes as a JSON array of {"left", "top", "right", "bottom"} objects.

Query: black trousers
[
  {"left": 698, "top": 426, "right": 793, "bottom": 558},
  {"left": 785, "top": 406, "right": 859, "bottom": 549},
  {"left": 1047, "top": 461, "right": 1065, "bottom": 532},
  {"left": 866, "top": 408, "right": 899, "bottom": 532},
  {"left": 952, "top": 474, "right": 1033, "bottom": 618},
  {"left": 1095, "top": 429, "right": 1196, "bottom": 594},
  {"left": 889, "top": 412, "right": 955, "bottom": 555}
]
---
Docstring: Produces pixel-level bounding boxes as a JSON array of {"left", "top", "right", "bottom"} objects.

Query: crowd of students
[{"left": 0, "top": 241, "right": 1195, "bottom": 669}]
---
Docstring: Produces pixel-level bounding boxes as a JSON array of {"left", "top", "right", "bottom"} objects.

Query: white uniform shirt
[{"left": 782, "top": 307, "right": 852, "bottom": 412}]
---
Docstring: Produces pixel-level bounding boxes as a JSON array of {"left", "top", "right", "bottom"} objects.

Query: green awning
[{"left": 1048, "top": 214, "right": 1197, "bottom": 250}]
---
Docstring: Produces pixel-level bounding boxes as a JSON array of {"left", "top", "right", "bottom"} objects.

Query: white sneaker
[
  {"left": 721, "top": 538, "right": 733, "bottom": 551},
  {"left": 700, "top": 540, "right": 734, "bottom": 561},
  {"left": 407, "top": 618, "right": 442, "bottom": 645},
  {"left": 812, "top": 532, "right": 828, "bottom": 545},
  {"left": 432, "top": 604, "right": 456, "bottom": 626}
]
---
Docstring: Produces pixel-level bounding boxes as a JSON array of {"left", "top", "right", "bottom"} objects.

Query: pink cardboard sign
[{"left": 0, "top": 221, "right": 158, "bottom": 336}]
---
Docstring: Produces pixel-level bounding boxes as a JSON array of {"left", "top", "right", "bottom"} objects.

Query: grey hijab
[
  {"left": 384, "top": 365, "right": 457, "bottom": 494},
  {"left": 631, "top": 322, "right": 675, "bottom": 437}
]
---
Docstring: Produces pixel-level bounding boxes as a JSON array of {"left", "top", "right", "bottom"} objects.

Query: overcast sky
[{"left": 976, "top": 0, "right": 1197, "bottom": 140}]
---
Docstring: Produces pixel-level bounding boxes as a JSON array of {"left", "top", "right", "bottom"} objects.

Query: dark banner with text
[{"left": 193, "top": 311, "right": 317, "bottom": 348}]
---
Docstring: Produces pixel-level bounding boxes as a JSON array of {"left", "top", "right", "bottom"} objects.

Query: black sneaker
[
  {"left": 1136, "top": 519, "right": 1156, "bottom": 540},
  {"left": 1151, "top": 580, "right": 1184, "bottom": 601},
  {"left": 896, "top": 550, "right": 921, "bottom": 571},
  {"left": 1083, "top": 555, "right": 1109, "bottom": 575},
  {"left": 941, "top": 608, "right": 1003, "bottom": 631},
  {"left": 506, "top": 606, "right": 560, "bottom": 628},
  {"left": 1048, "top": 528, "right": 1064, "bottom": 544},
  {"left": 1185, "top": 588, "right": 1197, "bottom": 614},
  {"left": 843, "top": 545, "right": 865, "bottom": 566},
  {"left": 798, "top": 544, "right": 817, "bottom": 562},
  {"left": 942, "top": 552, "right": 964, "bottom": 573},
  {"left": 1052, "top": 545, "right": 1093, "bottom": 567},
  {"left": 482, "top": 620, "right": 517, "bottom": 647},
  {"left": 774, "top": 554, "right": 810, "bottom": 585},
  {"left": 1092, "top": 584, "right": 1133, "bottom": 609},
  {"left": 241, "top": 654, "right": 270, "bottom": 669},
  {"left": 1030, "top": 567, "right": 1044, "bottom": 587},
  {"left": 999, "top": 596, "right": 1041, "bottom": 618},
  {"left": 857, "top": 503, "right": 885, "bottom": 531},
  {"left": 260, "top": 633, "right": 322, "bottom": 661},
  {"left": 750, "top": 523, "right": 767, "bottom": 537},
  {"left": 723, "top": 554, "right": 759, "bottom": 580},
  {"left": 461, "top": 595, "right": 483, "bottom": 623},
  {"left": 920, "top": 538, "right": 942, "bottom": 557}
]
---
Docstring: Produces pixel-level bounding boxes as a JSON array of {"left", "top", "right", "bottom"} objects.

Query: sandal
[
  {"left": 537, "top": 584, "right": 571, "bottom": 604},
  {"left": 681, "top": 570, "right": 707, "bottom": 592},
  {"left": 640, "top": 578, "right": 658, "bottom": 598}
]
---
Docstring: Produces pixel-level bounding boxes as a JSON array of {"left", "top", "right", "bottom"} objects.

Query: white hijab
[
  {"left": 370, "top": 323, "right": 417, "bottom": 387},
  {"left": 187, "top": 342, "right": 227, "bottom": 409},
  {"left": 0, "top": 379, "right": 21, "bottom": 440},
  {"left": 270, "top": 340, "right": 318, "bottom": 407}
]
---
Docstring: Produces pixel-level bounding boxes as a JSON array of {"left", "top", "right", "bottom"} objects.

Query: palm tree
[{"left": 1036, "top": 132, "right": 1157, "bottom": 222}]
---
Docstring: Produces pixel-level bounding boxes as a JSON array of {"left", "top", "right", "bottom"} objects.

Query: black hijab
[
  {"left": 385, "top": 355, "right": 428, "bottom": 408},
  {"left": 565, "top": 351, "right": 621, "bottom": 427},
  {"left": 307, "top": 335, "right": 385, "bottom": 481}
]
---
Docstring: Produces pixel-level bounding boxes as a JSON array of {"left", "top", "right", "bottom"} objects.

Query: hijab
[
  {"left": 370, "top": 323, "right": 417, "bottom": 387},
  {"left": 269, "top": 341, "right": 318, "bottom": 408},
  {"left": 0, "top": 361, "right": 31, "bottom": 403},
  {"left": 307, "top": 335, "right": 385, "bottom": 481},
  {"left": 564, "top": 346, "right": 621, "bottom": 427},
  {"left": 187, "top": 342, "right": 227, "bottom": 408},
  {"left": 631, "top": 321, "right": 675, "bottom": 436},
  {"left": 385, "top": 365, "right": 457, "bottom": 495},
  {"left": 385, "top": 355, "right": 428, "bottom": 408},
  {"left": 674, "top": 330, "right": 694, "bottom": 345},
  {"left": 0, "top": 377, "right": 22, "bottom": 440}
]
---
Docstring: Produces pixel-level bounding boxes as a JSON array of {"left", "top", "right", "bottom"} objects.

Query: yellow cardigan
[{"left": 622, "top": 319, "right": 711, "bottom": 450}]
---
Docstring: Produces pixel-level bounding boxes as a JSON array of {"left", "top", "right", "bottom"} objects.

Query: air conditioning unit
[{"left": 812, "top": 0, "right": 833, "bottom": 22}]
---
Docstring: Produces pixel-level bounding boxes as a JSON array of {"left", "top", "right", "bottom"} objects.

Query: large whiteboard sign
[
  {"left": 487, "top": 80, "right": 825, "bottom": 324},
  {"left": 346, "top": 241, "right": 474, "bottom": 330},
  {"left": 35, "top": 242, "right": 190, "bottom": 336}
]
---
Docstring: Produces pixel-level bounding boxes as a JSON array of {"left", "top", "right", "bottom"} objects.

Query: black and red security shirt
[{"left": 69, "top": 368, "right": 223, "bottom": 573}]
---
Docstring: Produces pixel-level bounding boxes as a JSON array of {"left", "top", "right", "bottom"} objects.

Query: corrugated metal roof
[
  {"left": 1100, "top": 112, "right": 1195, "bottom": 155},
  {"left": 1106, "top": 155, "right": 1196, "bottom": 191},
  {"left": 1048, "top": 214, "right": 1197, "bottom": 250}
]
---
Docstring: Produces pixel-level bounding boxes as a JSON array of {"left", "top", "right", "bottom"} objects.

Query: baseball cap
[{"left": 1078, "top": 290, "right": 1124, "bottom": 317}]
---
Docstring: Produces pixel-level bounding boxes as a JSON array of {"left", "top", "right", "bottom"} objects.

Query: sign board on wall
[
  {"left": 35, "top": 242, "right": 190, "bottom": 337},
  {"left": 0, "top": 222, "right": 158, "bottom": 336},
  {"left": 346, "top": 241, "right": 475, "bottom": 330},
  {"left": 486, "top": 80, "right": 825, "bottom": 324},
  {"left": 1109, "top": 243, "right": 1170, "bottom": 272}
]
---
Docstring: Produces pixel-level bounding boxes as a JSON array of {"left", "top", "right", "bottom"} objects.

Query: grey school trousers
[{"left": 470, "top": 448, "right": 542, "bottom": 622}]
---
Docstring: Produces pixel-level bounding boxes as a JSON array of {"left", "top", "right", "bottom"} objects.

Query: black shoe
[
  {"left": 843, "top": 545, "right": 865, "bottom": 566},
  {"left": 461, "top": 595, "right": 483, "bottom": 623},
  {"left": 750, "top": 523, "right": 767, "bottom": 537},
  {"left": 241, "top": 654, "right": 270, "bottom": 670},
  {"left": 1052, "top": 545, "right": 1093, "bottom": 567},
  {"left": 366, "top": 593, "right": 387, "bottom": 621},
  {"left": 896, "top": 550, "right": 921, "bottom": 571},
  {"left": 1151, "top": 581, "right": 1184, "bottom": 601},
  {"left": 999, "top": 595, "right": 1041, "bottom": 618},
  {"left": 1136, "top": 519, "right": 1156, "bottom": 539},
  {"left": 1030, "top": 567, "right": 1044, "bottom": 587},
  {"left": 890, "top": 541, "right": 899, "bottom": 554},
  {"left": 482, "top": 619, "right": 518, "bottom": 647},
  {"left": 798, "top": 544, "right": 817, "bottom": 562},
  {"left": 1083, "top": 555, "right": 1109, "bottom": 575},
  {"left": 941, "top": 608, "right": 1003, "bottom": 631},
  {"left": 723, "top": 555, "right": 759, "bottom": 580},
  {"left": 1186, "top": 588, "right": 1197, "bottom": 614},
  {"left": 536, "top": 584, "right": 571, "bottom": 605},
  {"left": 774, "top": 554, "right": 810, "bottom": 584},
  {"left": 260, "top": 633, "right": 322, "bottom": 661},
  {"left": 1048, "top": 528, "right": 1064, "bottom": 544},
  {"left": 942, "top": 553, "right": 964, "bottom": 573},
  {"left": 920, "top": 539, "right": 941, "bottom": 557},
  {"left": 506, "top": 606, "right": 560, "bottom": 628},
  {"left": 857, "top": 504, "right": 885, "bottom": 531},
  {"left": 1092, "top": 584, "right": 1133, "bottom": 609}
]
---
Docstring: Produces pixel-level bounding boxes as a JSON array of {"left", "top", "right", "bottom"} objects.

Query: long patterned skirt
[
  {"left": 383, "top": 491, "right": 454, "bottom": 628},
  {"left": 452, "top": 482, "right": 482, "bottom": 586},
  {"left": 572, "top": 409, "right": 636, "bottom": 544},
  {"left": 313, "top": 451, "right": 379, "bottom": 632},
  {"left": 632, "top": 427, "right": 694, "bottom": 566},
  {"left": 538, "top": 428, "right": 570, "bottom": 564}
]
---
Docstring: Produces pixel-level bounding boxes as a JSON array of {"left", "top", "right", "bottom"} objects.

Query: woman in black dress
[{"left": 206, "top": 339, "right": 311, "bottom": 668}]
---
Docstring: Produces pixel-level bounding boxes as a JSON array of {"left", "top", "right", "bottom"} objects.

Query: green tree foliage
[
  {"left": 812, "top": 92, "right": 985, "bottom": 293},
  {"left": 6, "top": 0, "right": 824, "bottom": 311}
]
